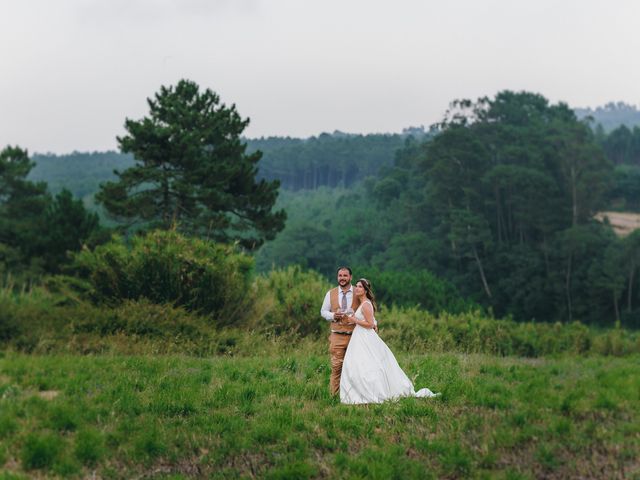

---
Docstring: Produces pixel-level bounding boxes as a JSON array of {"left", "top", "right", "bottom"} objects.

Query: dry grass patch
[{"left": 36, "top": 390, "right": 59, "bottom": 401}]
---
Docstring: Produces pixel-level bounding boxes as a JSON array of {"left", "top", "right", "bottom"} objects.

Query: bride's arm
[{"left": 354, "top": 303, "right": 375, "bottom": 329}]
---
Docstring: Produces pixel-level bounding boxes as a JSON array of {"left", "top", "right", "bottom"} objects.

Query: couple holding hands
[{"left": 320, "top": 266, "right": 438, "bottom": 404}]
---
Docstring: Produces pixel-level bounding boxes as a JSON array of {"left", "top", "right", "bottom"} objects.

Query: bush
[
  {"left": 71, "top": 230, "right": 254, "bottom": 324},
  {"left": 1, "top": 264, "right": 639, "bottom": 358},
  {"left": 0, "top": 301, "right": 19, "bottom": 341},
  {"left": 0, "top": 289, "right": 299, "bottom": 356},
  {"left": 42, "top": 275, "right": 93, "bottom": 306},
  {"left": 0, "top": 294, "right": 59, "bottom": 352},
  {"left": 252, "top": 266, "right": 332, "bottom": 335},
  {"left": 378, "top": 306, "right": 640, "bottom": 357},
  {"left": 72, "top": 299, "right": 213, "bottom": 340}
]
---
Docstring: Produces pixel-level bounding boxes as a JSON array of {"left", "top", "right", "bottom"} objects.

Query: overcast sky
[{"left": 1, "top": 0, "right": 639, "bottom": 154}]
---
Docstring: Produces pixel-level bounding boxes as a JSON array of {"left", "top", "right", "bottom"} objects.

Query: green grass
[{"left": 0, "top": 352, "right": 638, "bottom": 478}]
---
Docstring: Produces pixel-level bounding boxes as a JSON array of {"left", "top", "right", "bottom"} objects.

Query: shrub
[
  {"left": 378, "top": 306, "right": 640, "bottom": 357},
  {"left": 71, "top": 230, "right": 254, "bottom": 324},
  {"left": 2, "top": 263, "right": 639, "bottom": 358},
  {"left": 0, "top": 288, "right": 80, "bottom": 352},
  {"left": 72, "top": 298, "right": 213, "bottom": 341},
  {"left": 252, "top": 266, "right": 332, "bottom": 335},
  {"left": 0, "top": 301, "right": 19, "bottom": 341},
  {"left": 42, "top": 275, "right": 93, "bottom": 306}
]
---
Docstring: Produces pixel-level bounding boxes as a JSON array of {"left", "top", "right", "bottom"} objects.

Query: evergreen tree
[
  {"left": 0, "top": 146, "right": 50, "bottom": 263},
  {"left": 40, "top": 189, "right": 101, "bottom": 272},
  {"left": 96, "top": 79, "right": 285, "bottom": 249}
]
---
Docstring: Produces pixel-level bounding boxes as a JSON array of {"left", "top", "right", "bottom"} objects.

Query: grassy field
[{"left": 0, "top": 350, "right": 638, "bottom": 479}]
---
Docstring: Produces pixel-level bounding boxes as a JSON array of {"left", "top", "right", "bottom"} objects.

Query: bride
[{"left": 340, "top": 278, "right": 439, "bottom": 404}]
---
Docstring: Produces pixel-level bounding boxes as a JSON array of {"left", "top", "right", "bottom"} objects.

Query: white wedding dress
[{"left": 340, "top": 300, "right": 439, "bottom": 404}]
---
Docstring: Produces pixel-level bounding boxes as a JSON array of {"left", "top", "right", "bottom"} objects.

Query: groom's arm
[{"left": 320, "top": 291, "right": 335, "bottom": 322}]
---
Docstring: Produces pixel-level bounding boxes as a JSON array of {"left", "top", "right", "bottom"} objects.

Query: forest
[{"left": 9, "top": 94, "right": 640, "bottom": 326}]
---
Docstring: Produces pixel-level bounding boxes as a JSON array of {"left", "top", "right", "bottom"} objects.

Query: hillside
[{"left": 27, "top": 130, "right": 429, "bottom": 198}]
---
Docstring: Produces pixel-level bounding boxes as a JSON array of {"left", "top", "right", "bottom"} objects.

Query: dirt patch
[
  {"left": 37, "top": 390, "right": 60, "bottom": 400},
  {"left": 594, "top": 211, "right": 640, "bottom": 237}
]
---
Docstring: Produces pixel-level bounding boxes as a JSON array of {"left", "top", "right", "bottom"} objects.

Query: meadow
[
  {"left": 1, "top": 261, "right": 639, "bottom": 478},
  {"left": 0, "top": 345, "right": 638, "bottom": 479}
]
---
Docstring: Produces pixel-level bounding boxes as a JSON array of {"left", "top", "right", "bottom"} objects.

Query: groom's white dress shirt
[{"left": 320, "top": 285, "right": 353, "bottom": 322}]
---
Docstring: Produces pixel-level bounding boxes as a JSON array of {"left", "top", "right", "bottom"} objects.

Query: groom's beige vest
[{"left": 329, "top": 287, "right": 361, "bottom": 334}]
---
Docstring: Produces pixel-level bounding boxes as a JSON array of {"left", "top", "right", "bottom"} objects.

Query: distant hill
[
  {"left": 29, "top": 151, "right": 134, "bottom": 199},
  {"left": 575, "top": 102, "right": 640, "bottom": 132},
  {"left": 246, "top": 128, "right": 431, "bottom": 190},
  {"left": 28, "top": 128, "right": 432, "bottom": 199}
]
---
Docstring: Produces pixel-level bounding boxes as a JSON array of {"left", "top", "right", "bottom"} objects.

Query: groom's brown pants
[{"left": 329, "top": 332, "right": 351, "bottom": 396}]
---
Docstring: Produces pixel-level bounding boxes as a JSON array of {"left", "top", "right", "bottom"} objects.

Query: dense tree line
[
  {"left": 28, "top": 130, "right": 431, "bottom": 198},
  {"left": 392, "top": 92, "right": 614, "bottom": 323},
  {"left": 596, "top": 124, "right": 640, "bottom": 165},
  {"left": 591, "top": 124, "right": 640, "bottom": 210},
  {"left": 29, "top": 151, "right": 134, "bottom": 199},
  {"left": 8, "top": 84, "right": 640, "bottom": 326},
  {"left": 26, "top": 113, "right": 638, "bottom": 201},
  {"left": 257, "top": 92, "right": 640, "bottom": 326},
  {"left": 247, "top": 130, "right": 431, "bottom": 190}
]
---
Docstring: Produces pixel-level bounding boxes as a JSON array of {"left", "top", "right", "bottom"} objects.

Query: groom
[{"left": 320, "top": 266, "right": 361, "bottom": 396}]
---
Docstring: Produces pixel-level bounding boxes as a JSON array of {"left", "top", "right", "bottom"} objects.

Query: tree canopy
[
  {"left": 256, "top": 91, "right": 640, "bottom": 325},
  {"left": 96, "top": 79, "right": 285, "bottom": 249},
  {"left": 1, "top": 146, "right": 100, "bottom": 275},
  {"left": 367, "top": 92, "right": 616, "bottom": 321},
  {"left": 0, "top": 146, "right": 50, "bottom": 265}
]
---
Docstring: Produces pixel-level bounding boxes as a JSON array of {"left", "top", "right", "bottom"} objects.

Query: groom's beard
[{"left": 339, "top": 280, "right": 349, "bottom": 287}]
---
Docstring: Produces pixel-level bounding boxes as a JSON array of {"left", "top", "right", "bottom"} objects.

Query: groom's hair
[{"left": 337, "top": 266, "right": 352, "bottom": 275}]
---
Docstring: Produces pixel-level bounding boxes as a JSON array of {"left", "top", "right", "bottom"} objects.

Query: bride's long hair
[{"left": 357, "top": 278, "right": 377, "bottom": 312}]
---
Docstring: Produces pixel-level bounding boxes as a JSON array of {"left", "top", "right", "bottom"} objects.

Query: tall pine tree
[
  {"left": 0, "top": 146, "right": 50, "bottom": 264},
  {"left": 97, "top": 79, "right": 285, "bottom": 249}
]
